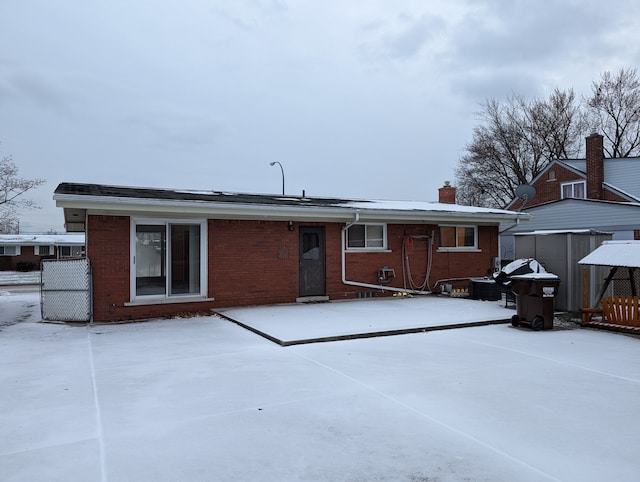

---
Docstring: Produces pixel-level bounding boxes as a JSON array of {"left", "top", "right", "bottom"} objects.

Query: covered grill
[{"left": 493, "top": 258, "right": 547, "bottom": 292}]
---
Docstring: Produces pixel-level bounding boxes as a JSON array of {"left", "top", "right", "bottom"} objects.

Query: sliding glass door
[
  {"left": 169, "top": 224, "right": 201, "bottom": 295},
  {"left": 133, "top": 220, "right": 206, "bottom": 300},
  {"left": 135, "top": 225, "right": 166, "bottom": 296}
]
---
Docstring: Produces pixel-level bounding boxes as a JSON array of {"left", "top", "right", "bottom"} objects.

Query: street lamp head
[{"left": 269, "top": 161, "right": 285, "bottom": 195}]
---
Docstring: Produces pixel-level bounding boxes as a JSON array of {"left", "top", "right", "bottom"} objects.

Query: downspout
[
  {"left": 498, "top": 217, "right": 521, "bottom": 271},
  {"left": 498, "top": 216, "right": 520, "bottom": 235},
  {"left": 341, "top": 213, "right": 430, "bottom": 295}
]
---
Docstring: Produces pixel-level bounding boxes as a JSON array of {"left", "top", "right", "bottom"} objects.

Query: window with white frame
[
  {"left": 561, "top": 180, "right": 585, "bottom": 199},
  {"left": 439, "top": 225, "right": 477, "bottom": 250},
  {"left": 0, "top": 245, "right": 20, "bottom": 256},
  {"left": 346, "top": 223, "right": 386, "bottom": 250},
  {"left": 131, "top": 219, "right": 207, "bottom": 300},
  {"left": 35, "top": 245, "right": 53, "bottom": 256},
  {"left": 60, "top": 245, "right": 83, "bottom": 257}
]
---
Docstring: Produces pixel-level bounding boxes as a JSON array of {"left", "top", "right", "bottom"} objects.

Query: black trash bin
[{"left": 509, "top": 273, "right": 560, "bottom": 330}]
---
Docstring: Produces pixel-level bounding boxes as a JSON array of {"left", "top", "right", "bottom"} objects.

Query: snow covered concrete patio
[
  {"left": 2, "top": 292, "right": 640, "bottom": 481},
  {"left": 218, "top": 296, "right": 512, "bottom": 345}
]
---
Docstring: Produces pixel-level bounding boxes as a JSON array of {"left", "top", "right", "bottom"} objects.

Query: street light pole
[{"left": 269, "top": 161, "right": 285, "bottom": 195}]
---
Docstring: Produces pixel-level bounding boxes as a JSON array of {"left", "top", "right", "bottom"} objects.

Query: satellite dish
[
  {"left": 515, "top": 184, "right": 536, "bottom": 211},
  {"left": 516, "top": 184, "right": 536, "bottom": 201}
]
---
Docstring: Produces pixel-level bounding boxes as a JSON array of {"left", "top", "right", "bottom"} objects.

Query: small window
[
  {"left": 35, "top": 245, "right": 53, "bottom": 256},
  {"left": 346, "top": 223, "right": 386, "bottom": 250},
  {"left": 561, "top": 181, "right": 585, "bottom": 199},
  {"left": 548, "top": 170, "right": 556, "bottom": 181},
  {"left": 60, "top": 246, "right": 83, "bottom": 257},
  {"left": 439, "top": 226, "right": 477, "bottom": 250},
  {"left": 0, "top": 245, "right": 20, "bottom": 256}
]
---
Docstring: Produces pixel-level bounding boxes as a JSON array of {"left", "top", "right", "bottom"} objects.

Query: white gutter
[
  {"left": 54, "top": 193, "right": 530, "bottom": 224},
  {"left": 340, "top": 213, "right": 431, "bottom": 295}
]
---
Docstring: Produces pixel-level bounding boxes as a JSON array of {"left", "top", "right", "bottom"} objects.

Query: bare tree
[
  {"left": 586, "top": 68, "right": 640, "bottom": 158},
  {"left": 527, "top": 88, "right": 585, "bottom": 160},
  {"left": 0, "top": 153, "right": 45, "bottom": 233},
  {"left": 456, "top": 89, "right": 584, "bottom": 208}
]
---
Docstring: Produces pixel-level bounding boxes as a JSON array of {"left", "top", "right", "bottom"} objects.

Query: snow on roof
[
  {"left": 511, "top": 273, "right": 559, "bottom": 280},
  {"left": 578, "top": 240, "right": 640, "bottom": 268},
  {"left": 344, "top": 200, "right": 517, "bottom": 215},
  {"left": 0, "top": 234, "right": 85, "bottom": 246},
  {"left": 514, "top": 229, "right": 612, "bottom": 236},
  {"left": 54, "top": 182, "right": 528, "bottom": 223}
]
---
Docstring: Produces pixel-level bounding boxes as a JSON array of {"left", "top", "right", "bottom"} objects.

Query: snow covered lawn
[
  {"left": 1, "top": 291, "right": 639, "bottom": 481},
  {"left": 0, "top": 270, "right": 41, "bottom": 285}
]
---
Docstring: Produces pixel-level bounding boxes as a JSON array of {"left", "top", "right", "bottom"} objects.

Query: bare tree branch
[
  {"left": 586, "top": 68, "right": 640, "bottom": 157},
  {"left": 0, "top": 153, "right": 46, "bottom": 232},
  {"left": 456, "top": 89, "right": 583, "bottom": 208}
]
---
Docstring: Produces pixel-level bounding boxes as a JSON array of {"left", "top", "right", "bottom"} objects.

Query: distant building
[
  {"left": 501, "top": 133, "right": 640, "bottom": 260},
  {"left": 0, "top": 234, "right": 85, "bottom": 271},
  {"left": 499, "top": 133, "right": 640, "bottom": 311}
]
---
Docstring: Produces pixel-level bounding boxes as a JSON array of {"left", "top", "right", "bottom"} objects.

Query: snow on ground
[
  {"left": 220, "top": 296, "right": 511, "bottom": 343},
  {"left": 1, "top": 291, "right": 640, "bottom": 482},
  {"left": 0, "top": 290, "right": 41, "bottom": 330},
  {"left": 0, "top": 270, "right": 41, "bottom": 286}
]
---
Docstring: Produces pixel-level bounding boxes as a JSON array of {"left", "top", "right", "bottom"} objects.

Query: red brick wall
[
  {"left": 509, "top": 163, "right": 627, "bottom": 210},
  {"left": 87, "top": 215, "right": 133, "bottom": 321},
  {"left": 509, "top": 164, "right": 579, "bottom": 209},
  {"left": 209, "top": 221, "right": 497, "bottom": 304},
  {"left": 87, "top": 215, "right": 500, "bottom": 322},
  {"left": 438, "top": 184, "right": 456, "bottom": 204},
  {"left": 341, "top": 224, "right": 496, "bottom": 294},
  {"left": 601, "top": 190, "right": 628, "bottom": 203},
  {"left": 208, "top": 219, "right": 299, "bottom": 306},
  {"left": 586, "top": 133, "right": 604, "bottom": 200}
]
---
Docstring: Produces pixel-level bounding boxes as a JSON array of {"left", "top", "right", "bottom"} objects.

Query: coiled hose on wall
[{"left": 401, "top": 233, "right": 434, "bottom": 292}]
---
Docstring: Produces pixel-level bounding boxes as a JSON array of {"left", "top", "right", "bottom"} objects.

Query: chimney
[
  {"left": 438, "top": 181, "right": 456, "bottom": 204},
  {"left": 586, "top": 133, "right": 604, "bottom": 200}
]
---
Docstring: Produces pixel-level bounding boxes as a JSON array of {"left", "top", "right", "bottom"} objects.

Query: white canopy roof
[{"left": 578, "top": 240, "right": 640, "bottom": 268}]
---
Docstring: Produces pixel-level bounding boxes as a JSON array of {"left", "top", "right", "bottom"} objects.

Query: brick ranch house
[
  {"left": 54, "top": 182, "right": 528, "bottom": 322},
  {"left": 0, "top": 233, "right": 85, "bottom": 271}
]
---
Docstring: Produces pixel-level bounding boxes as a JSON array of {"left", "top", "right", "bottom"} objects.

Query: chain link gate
[{"left": 41, "top": 258, "right": 92, "bottom": 322}]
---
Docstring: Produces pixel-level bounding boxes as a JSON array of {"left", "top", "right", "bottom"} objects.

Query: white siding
[{"left": 504, "top": 199, "right": 640, "bottom": 235}]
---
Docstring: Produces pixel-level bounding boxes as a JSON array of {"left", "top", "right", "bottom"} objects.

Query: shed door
[{"left": 299, "top": 227, "right": 325, "bottom": 297}]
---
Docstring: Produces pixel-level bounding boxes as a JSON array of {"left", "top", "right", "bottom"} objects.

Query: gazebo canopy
[{"left": 579, "top": 241, "right": 640, "bottom": 268}]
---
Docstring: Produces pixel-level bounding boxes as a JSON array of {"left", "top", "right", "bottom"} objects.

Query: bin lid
[
  {"left": 470, "top": 278, "right": 497, "bottom": 284},
  {"left": 511, "top": 273, "right": 559, "bottom": 280}
]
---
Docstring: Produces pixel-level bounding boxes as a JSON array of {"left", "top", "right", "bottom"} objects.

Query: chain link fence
[{"left": 41, "top": 258, "right": 92, "bottom": 322}]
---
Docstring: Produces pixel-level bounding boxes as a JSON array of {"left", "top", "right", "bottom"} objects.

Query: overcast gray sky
[{"left": 1, "top": 0, "right": 639, "bottom": 232}]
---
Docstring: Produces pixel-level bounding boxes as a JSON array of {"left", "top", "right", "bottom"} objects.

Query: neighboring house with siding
[
  {"left": 54, "top": 182, "right": 528, "bottom": 322},
  {"left": 0, "top": 234, "right": 85, "bottom": 271},
  {"left": 501, "top": 133, "right": 640, "bottom": 260}
]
